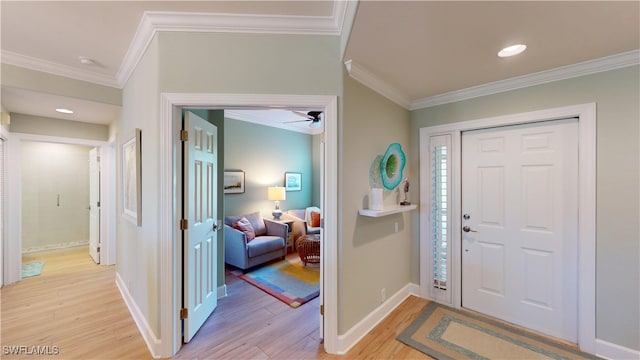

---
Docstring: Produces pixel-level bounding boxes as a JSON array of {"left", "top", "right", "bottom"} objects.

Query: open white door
[
  {"left": 461, "top": 119, "right": 578, "bottom": 342},
  {"left": 183, "top": 111, "right": 218, "bottom": 343},
  {"left": 88, "top": 147, "right": 100, "bottom": 264}
]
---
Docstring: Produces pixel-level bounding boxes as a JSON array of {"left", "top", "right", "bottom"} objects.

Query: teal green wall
[
  {"left": 223, "top": 118, "right": 316, "bottom": 218},
  {"left": 410, "top": 65, "right": 640, "bottom": 351}
]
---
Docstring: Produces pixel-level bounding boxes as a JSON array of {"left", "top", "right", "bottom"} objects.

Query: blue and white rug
[{"left": 21, "top": 261, "right": 44, "bottom": 278}]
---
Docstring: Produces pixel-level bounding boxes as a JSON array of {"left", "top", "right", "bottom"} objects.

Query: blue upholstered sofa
[{"left": 223, "top": 211, "right": 287, "bottom": 271}]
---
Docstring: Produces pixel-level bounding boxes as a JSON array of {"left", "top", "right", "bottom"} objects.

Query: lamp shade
[{"left": 267, "top": 186, "right": 286, "bottom": 201}]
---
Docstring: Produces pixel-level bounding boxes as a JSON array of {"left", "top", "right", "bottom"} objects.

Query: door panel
[
  {"left": 462, "top": 119, "right": 578, "bottom": 342},
  {"left": 183, "top": 111, "right": 218, "bottom": 343},
  {"left": 89, "top": 148, "right": 100, "bottom": 264}
]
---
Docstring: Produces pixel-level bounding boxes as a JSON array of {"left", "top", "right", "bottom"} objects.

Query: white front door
[
  {"left": 88, "top": 148, "right": 100, "bottom": 264},
  {"left": 183, "top": 111, "right": 218, "bottom": 343},
  {"left": 462, "top": 119, "right": 578, "bottom": 342}
]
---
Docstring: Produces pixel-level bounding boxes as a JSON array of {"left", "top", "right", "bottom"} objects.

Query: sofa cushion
[
  {"left": 232, "top": 217, "right": 255, "bottom": 242},
  {"left": 245, "top": 211, "right": 267, "bottom": 236},
  {"left": 247, "top": 236, "right": 285, "bottom": 258}
]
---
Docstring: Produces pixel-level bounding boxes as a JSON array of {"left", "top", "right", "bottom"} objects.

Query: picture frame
[
  {"left": 285, "top": 172, "right": 302, "bottom": 191},
  {"left": 122, "top": 128, "right": 142, "bottom": 226},
  {"left": 224, "top": 170, "right": 245, "bottom": 194}
]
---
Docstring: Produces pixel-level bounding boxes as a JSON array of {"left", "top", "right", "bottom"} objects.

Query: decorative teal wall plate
[{"left": 380, "top": 143, "right": 406, "bottom": 190}]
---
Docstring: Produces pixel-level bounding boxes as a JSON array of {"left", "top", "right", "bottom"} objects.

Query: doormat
[
  {"left": 397, "top": 302, "right": 601, "bottom": 360},
  {"left": 21, "top": 261, "right": 44, "bottom": 278},
  {"left": 238, "top": 259, "right": 319, "bottom": 308}
]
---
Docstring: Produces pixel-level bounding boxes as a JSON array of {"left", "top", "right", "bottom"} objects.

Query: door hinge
[
  {"left": 320, "top": 304, "right": 324, "bottom": 316},
  {"left": 180, "top": 308, "right": 188, "bottom": 320},
  {"left": 97, "top": 246, "right": 100, "bottom": 252},
  {"left": 180, "top": 219, "right": 188, "bottom": 230},
  {"left": 321, "top": 133, "right": 326, "bottom": 143},
  {"left": 180, "top": 130, "right": 189, "bottom": 141},
  {"left": 97, "top": 201, "right": 101, "bottom": 208}
]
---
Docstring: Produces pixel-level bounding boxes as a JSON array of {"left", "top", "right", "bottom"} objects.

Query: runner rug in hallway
[
  {"left": 397, "top": 302, "right": 601, "bottom": 360},
  {"left": 237, "top": 259, "right": 319, "bottom": 308},
  {"left": 21, "top": 261, "right": 44, "bottom": 278}
]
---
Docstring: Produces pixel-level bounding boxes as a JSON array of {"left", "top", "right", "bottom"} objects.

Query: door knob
[
  {"left": 462, "top": 226, "right": 477, "bottom": 233},
  {"left": 212, "top": 223, "right": 219, "bottom": 232}
]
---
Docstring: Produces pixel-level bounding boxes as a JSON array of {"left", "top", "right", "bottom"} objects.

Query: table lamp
[{"left": 267, "top": 186, "right": 286, "bottom": 220}]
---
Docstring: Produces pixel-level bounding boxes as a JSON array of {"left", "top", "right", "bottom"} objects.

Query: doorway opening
[
  {"left": 4, "top": 133, "right": 115, "bottom": 285},
  {"left": 158, "top": 93, "right": 338, "bottom": 357}
]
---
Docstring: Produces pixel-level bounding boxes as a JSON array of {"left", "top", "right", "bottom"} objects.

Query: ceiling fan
[{"left": 285, "top": 111, "right": 322, "bottom": 128}]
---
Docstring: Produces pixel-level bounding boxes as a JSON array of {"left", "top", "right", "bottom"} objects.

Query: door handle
[
  {"left": 462, "top": 226, "right": 477, "bottom": 233},
  {"left": 212, "top": 223, "right": 219, "bottom": 232}
]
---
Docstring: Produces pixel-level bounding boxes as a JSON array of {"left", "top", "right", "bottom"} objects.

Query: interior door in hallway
[
  {"left": 461, "top": 119, "right": 578, "bottom": 342},
  {"left": 183, "top": 111, "right": 219, "bottom": 343},
  {"left": 88, "top": 147, "right": 100, "bottom": 264}
]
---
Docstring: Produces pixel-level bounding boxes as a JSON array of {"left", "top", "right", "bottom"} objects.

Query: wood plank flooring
[{"left": 1, "top": 247, "right": 433, "bottom": 359}]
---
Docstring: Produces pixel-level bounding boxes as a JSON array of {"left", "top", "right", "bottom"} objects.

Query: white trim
[
  {"left": 0, "top": 50, "right": 120, "bottom": 88},
  {"left": 595, "top": 339, "right": 640, "bottom": 360},
  {"left": 419, "top": 103, "right": 597, "bottom": 354},
  {"left": 4, "top": 133, "right": 114, "bottom": 286},
  {"left": 115, "top": 272, "right": 162, "bottom": 359},
  {"left": 217, "top": 284, "right": 227, "bottom": 299},
  {"left": 411, "top": 50, "right": 640, "bottom": 110},
  {"left": 337, "top": 283, "right": 420, "bottom": 354},
  {"left": 158, "top": 93, "right": 338, "bottom": 357},
  {"left": 344, "top": 60, "right": 411, "bottom": 109}
]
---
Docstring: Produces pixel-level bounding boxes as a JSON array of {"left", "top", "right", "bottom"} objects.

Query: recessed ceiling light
[
  {"left": 56, "top": 108, "right": 74, "bottom": 114},
  {"left": 498, "top": 44, "right": 527, "bottom": 58},
  {"left": 78, "top": 56, "right": 95, "bottom": 65}
]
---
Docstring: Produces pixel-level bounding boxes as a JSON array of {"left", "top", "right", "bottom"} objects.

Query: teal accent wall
[
  {"left": 410, "top": 66, "right": 640, "bottom": 351},
  {"left": 223, "top": 118, "right": 316, "bottom": 217}
]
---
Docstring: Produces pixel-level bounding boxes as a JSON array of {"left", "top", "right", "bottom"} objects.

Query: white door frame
[
  {"left": 5, "top": 133, "right": 115, "bottom": 285},
  {"left": 419, "top": 103, "right": 596, "bottom": 353},
  {"left": 159, "top": 93, "right": 338, "bottom": 357}
]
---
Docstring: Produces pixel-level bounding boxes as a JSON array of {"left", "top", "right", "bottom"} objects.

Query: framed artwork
[
  {"left": 224, "top": 171, "right": 245, "bottom": 194},
  {"left": 123, "top": 128, "right": 142, "bottom": 226},
  {"left": 285, "top": 172, "right": 302, "bottom": 191}
]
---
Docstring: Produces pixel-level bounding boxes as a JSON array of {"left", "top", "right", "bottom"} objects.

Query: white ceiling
[{"left": 1, "top": 1, "right": 638, "bottom": 129}]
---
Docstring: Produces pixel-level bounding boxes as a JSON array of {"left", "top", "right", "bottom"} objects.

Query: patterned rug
[
  {"left": 21, "top": 261, "right": 45, "bottom": 278},
  {"left": 397, "top": 302, "right": 601, "bottom": 360},
  {"left": 238, "top": 259, "right": 319, "bottom": 308}
]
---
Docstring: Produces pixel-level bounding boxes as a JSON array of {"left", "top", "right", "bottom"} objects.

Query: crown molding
[
  {"left": 344, "top": 60, "right": 411, "bottom": 109},
  {"left": 1, "top": 50, "right": 120, "bottom": 88},
  {"left": 117, "top": 10, "right": 344, "bottom": 87},
  {"left": 225, "top": 110, "right": 321, "bottom": 135},
  {"left": 410, "top": 49, "right": 640, "bottom": 110}
]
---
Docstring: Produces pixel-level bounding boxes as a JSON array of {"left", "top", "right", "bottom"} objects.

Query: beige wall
[
  {"left": 21, "top": 141, "right": 92, "bottom": 252},
  {"left": 9, "top": 114, "right": 109, "bottom": 141},
  {"left": 410, "top": 65, "right": 640, "bottom": 351},
  {"left": 341, "top": 74, "right": 412, "bottom": 332}
]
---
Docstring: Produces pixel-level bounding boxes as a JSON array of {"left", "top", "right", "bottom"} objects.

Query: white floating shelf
[{"left": 359, "top": 204, "right": 417, "bottom": 217}]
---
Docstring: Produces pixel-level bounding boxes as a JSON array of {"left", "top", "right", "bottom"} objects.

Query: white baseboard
[
  {"left": 115, "top": 272, "right": 162, "bottom": 359},
  {"left": 337, "top": 282, "right": 420, "bottom": 354},
  {"left": 22, "top": 241, "right": 89, "bottom": 254},
  {"left": 596, "top": 339, "right": 640, "bottom": 360},
  {"left": 217, "top": 284, "right": 227, "bottom": 299}
]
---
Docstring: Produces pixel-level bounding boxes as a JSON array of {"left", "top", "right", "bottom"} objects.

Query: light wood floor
[{"left": 2, "top": 247, "right": 432, "bottom": 359}]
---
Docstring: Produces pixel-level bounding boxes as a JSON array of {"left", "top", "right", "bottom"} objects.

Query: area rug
[
  {"left": 238, "top": 259, "right": 319, "bottom": 308},
  {"left": 397, "top": 302, "right": 601, "bottom": 360},
  {"left": 21, "top": 261, "right": 44, "bottom": 278}
]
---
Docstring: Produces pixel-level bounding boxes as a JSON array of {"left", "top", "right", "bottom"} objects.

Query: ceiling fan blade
[
  {"left": 292, "top": 110, "right": 313, "bottom": 120},
  {"left": 283, "top": 119, "right": 310, "bottom": 124}
]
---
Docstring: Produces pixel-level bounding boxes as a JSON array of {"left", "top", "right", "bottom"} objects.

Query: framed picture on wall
[
  {"left": 123, "top": 128, "right": 142, "bottom": 226},
  {"left": 285, "top": 172, "right": 302, "bottom": 191},
  {"left": 224, "top": 170, "right": 245, "bottom": 194}
]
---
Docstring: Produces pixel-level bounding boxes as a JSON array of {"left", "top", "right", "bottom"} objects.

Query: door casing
[
  {"left": 419, "top": 103, "right": 596, "bottom": 353},
  {"left": 159, "top": 93, "right": 338, "bottom": 357}
]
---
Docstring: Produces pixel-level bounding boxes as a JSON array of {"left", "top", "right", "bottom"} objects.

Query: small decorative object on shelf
[{"left": 400, "top": 178, "right": 411, "bottom": 206}]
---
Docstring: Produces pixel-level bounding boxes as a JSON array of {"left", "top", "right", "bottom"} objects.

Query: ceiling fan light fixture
[
  {"left": 498, "top": 44, "right": 527, "bottom": 58},
  {"left": 55, "top": 108, "right": 74, "bottom": 114}
]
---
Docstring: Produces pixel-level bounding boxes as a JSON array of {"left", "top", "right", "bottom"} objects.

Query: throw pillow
[
  {"left": 233, "top": 217, "right": 255, "bottom": 242},
  {"left": 310, "top": 211, "right": 321, "bottom": 227},
  {"left": 245, "top": 211, "right": 267, "bottom": 236}
]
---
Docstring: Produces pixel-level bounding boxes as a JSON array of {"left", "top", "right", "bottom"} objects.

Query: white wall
[{"left": 21, "top": 141, "right": 92, "bottom": 252}]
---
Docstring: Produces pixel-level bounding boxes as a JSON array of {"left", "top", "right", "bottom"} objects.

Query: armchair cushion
[{"left": 224, "top": 212, "right": 287, "bottom": 271}]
